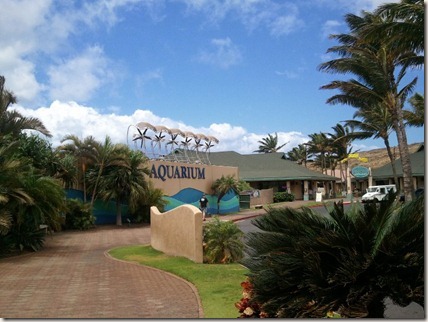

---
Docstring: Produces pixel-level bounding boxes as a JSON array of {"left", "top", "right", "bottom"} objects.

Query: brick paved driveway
[{"left": 0, "top": 225, "right": 203, "bottom": 318}]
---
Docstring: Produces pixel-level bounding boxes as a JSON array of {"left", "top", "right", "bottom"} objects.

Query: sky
[{"left": 1, "top": 0, "right": 425, "bottom": 156}]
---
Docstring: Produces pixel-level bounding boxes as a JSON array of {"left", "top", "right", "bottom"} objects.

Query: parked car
[{"left": 362, "top": 185, "right": 396, "bottom": 203}]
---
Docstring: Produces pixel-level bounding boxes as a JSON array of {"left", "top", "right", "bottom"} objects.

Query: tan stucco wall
[
  {"left": 148, "top": 160, "right": 239, "bottom": 195},
  {"left": 150, "top": 204, "right": 203, "bottom": 263},
  {"left": 250, "top": 188, "right": 273, "bottom": 206}
]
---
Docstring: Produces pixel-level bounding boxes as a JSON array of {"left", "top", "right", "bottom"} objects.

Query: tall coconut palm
[
  {"left": 318, "top": 11, "right": 419, "bottom": 201},
  {"left": 368, "top": 0, "right": 424, "bottom": 66},
  {"left": 95, "top": 148, "right": 150, "bottom": 226},
  {"left": 404, "top": 92, "right": 424, "bottom": 127},
  {"left": 211, "top": 175, "right": 240, "bottom": 214},
  {"left": 254, "top": 133, "right": 287, "bottom": 153},
  {"left": 0, "top": 76, "right": 51, "bottom": 138}
]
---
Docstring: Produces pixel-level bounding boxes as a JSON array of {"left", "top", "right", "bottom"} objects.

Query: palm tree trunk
[
  {"left": 393, "top": 112, "right": 413, "bottom": 201},
  {"left": 382, "top": 138, "right": 399, "bottom": 187}
]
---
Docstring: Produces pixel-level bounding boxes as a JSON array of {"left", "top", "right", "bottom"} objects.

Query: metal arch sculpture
[
  {"left": 204, "top": 135, "right": 219, "bottom": 164},
  {"left": 166, "top": 128, "right": 185, "bottom": 161},
  {"left": 181, "top": 131, "right": 196, "bottom": 163},
  {"left": 193, "top": 133, "right": 209, "bottom": 163},
  {"left": 152, "top": 125, "right": 169, "bottom": 159},
  {"left": 128, "top": 122, "right": 157, "bottom": 153},
  {"left": 127, "top": 122, "right": 220, "bottom": 164}
]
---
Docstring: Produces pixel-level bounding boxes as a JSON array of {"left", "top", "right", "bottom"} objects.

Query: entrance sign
[
  {"left": 351, "top": 165, "right": 370, "bottom": 178},
  {"left": 150, "top": 164, "right": 206, "bottom": 182}
]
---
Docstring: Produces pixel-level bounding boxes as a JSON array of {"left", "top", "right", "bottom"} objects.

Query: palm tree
[
  {"left": 368, "top": 0, "right": 424, "bottom": 66},
  {"left": 242, "top": 196, "right": 424, "bottom": 318},
  {"left": 304, "top": 132, "right": 330, "bottom": 174},
  {"left": 404, "top": 93, "right": 424, "bottom": 127},
  {"left": 286, "top": 144, "right": 309, "bottom": 167},
  {"left": 211, "top": 175, "right": 240, "bottom": 214},
  {"left": 58, "top": 135, "right": 98, "bottom": 202},
  {"left": 55, "top": 153, "right": 78, "bottom": 189},
  {"left": 86, "top": 136, "right": 129, "bottom": 207},
  {"left": 0, "top": 142, "right": 33, "bottom": 236},
  {"left": 327, "top": 124, "right": 356, "bottom": 191},
  {"left": 344, "top": 104, "right": 399, "bottom": 186},
  {"left": 203, "top": 216, "right": 244, "bottom": 264},
  {"left": 318, "top": 10, "right": 419, "bottom": 201},
  {"left": 95, "top": 148, "right": 150, "bottom": 226},
  {"left": 254, "top": 133, "right": 287, "bottom": 153},
  {"left": 0, "top": 76, "right": 51, "bottom": 138}
]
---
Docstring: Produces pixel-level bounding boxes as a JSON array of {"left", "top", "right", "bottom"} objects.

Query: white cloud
[
  {"left": 47, "top": 46, "right": 112, "bottom": 102},
  {"left": 197, "top": 37, "right": 242, "bottom": 69},
  {"left": 179, "top": 0, "right": 304, "bottom": 37},
  {"left": 13, "top": 100, "right": 310, "bottom": 154},
  {"left": 321, "top": 20, "right": 342, "bottom": 39},
  {"left": 0, "top": 0, "right": 163, "bottom": 104}
]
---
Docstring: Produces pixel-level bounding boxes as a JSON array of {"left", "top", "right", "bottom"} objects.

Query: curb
[{"left": 229, "top": 200, "right": 353, "bottom": 222}]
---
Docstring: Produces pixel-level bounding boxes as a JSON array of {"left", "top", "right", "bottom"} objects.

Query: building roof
[
  {"left": 208, "top": 151, "right": 339, "bottom": 182},
  {"left": 372, "top": 147, "right": 425, "bottom": 179}
]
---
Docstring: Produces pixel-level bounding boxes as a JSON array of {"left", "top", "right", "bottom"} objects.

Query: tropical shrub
[
  {"left": 128, "top": 181, "right": 167, "bottom": 224},
  {"left": 241, "top": 195, "right": 424, "bottom": 318},
  {"left": 273, "top": 191, "right": 295, "bottom": 202},
  {"left": 203, "top": 216, "right": 244, "bottom": 264},
  {"left": 3, "top": 224, "right": 46, "bottom": 252},
  {"left": 64, "top": 199, "right": 95, "bottom": 230}
]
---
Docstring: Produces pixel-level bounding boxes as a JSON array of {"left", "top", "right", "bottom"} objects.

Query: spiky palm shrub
[
  {"left": 203, "top": 216, "right": 244, "bottom": 264},
  {"left": 64, "top": 198, "right": 95, "bottom": 230},
  {"left": 242, "top": 196, "right": 424, "bottom": 318}
]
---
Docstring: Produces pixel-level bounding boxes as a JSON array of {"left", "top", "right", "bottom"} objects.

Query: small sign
[{"left": 351, "top": 165, "right": 370, "bottom": 178}]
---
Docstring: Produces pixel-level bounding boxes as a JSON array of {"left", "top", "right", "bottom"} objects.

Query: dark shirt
[{"left": 199, "top": 197, "right": 208, "bottom": 208}]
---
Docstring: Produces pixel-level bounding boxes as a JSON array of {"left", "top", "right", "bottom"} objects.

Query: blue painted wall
[{"left": 65, "top": 189, "right": 128, "bottom": 225}]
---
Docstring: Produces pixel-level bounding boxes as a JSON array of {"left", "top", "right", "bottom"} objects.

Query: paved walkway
[
  {"left": 0, "top": 225, "right": 203, "bottom": 319},
  {"left": 0, "top": 198, "right": 424, "bottom": 319}
]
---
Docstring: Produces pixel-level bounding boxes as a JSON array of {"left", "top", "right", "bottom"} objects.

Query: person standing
[{"left": 199, "top": 194, "right": 208, "bottom": 221}]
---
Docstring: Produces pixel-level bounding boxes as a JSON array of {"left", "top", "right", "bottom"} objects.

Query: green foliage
[
  {"left": 64, "top": 199, "right": 95, "bottom": 230},
  {"left": 203, "top": 216, "right": 244, "bottom": 264},
  {"left": 1, "top": 224, "right": 46, "bottom": 253},
  {"left": 242, "top": 196, "right": 424, "bottom": 318},
  {"left": 237, "top": 180, "right": 252, "bottom": 192},
  {"left": 128, "top": 181, "right": 167, "bottom": 223},
  {"left": 273, "top": 191, "right": 295, "bottom": 202},
  {"left": 211, "top": 175, "right": 240, "bottom": 213}
]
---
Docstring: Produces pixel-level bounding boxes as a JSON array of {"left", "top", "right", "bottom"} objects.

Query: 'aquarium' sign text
[{"left": 150, "top": 164, "right": 206, "bottom": 182}]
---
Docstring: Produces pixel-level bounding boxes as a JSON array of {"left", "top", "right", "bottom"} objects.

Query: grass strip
[{"left": 109, "top": 245, "right": 248, "bottom": 318}]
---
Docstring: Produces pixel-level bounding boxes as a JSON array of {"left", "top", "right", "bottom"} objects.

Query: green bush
[
  {"left": 128, "top": 182, "right": 167, "bottom": 224},
  {"left": 0, "top": 224, "right": 46, "bottom": 254},
  {"left": 64, "top": 199, "right": 95, "bottom": 230},
  {"left": 203, "top": 216, "right": 244, "bottom": 264},
  {"left": 273, "top": 191, "right": 295, "bottom": 202},
  {"left": 241, "top": 196, "right": 424, "bottom": 318}
]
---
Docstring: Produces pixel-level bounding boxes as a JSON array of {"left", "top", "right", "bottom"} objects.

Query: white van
[{"left": 362, "top": 185, "right": 397, "bottom": 203}]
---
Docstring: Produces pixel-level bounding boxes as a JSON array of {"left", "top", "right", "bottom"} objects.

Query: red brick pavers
[{"left": 0, "top": 225, "right": 203, "bottom": 318}]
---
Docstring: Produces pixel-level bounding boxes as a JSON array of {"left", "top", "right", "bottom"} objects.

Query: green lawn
[{"left": 108, "top": 245, "right": 248, "bottom": 318}]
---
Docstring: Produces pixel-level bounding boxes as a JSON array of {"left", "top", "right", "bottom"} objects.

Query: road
[{"left": 235, "top": 205, "right": 424, "bottom": 319}]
